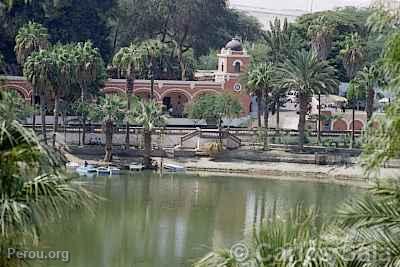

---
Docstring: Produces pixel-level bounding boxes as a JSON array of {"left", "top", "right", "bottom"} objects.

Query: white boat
[
  {"left": 96, "top": 166, "right": 121, "bottom": 176},
  {"left": 66, "top": 162, "right": 80, "bottom": 170},
  {"left": 164, "top": 163, "right": 185, "bottom": 172},
  {"left": 129, "top": 163, "right": 144, "bottom": 171},
  {"left": 96, "top": 167, "right": 111, "bottom": 176},
  {"left": 109, "top": 166, "right": 121, "bottom": 175},
  {"left": 76, "top": 165, "right": 97, "bottom": 174}
]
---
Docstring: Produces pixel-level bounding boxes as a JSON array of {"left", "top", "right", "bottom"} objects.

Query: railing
[{"left": 23, "top": 124, "right": 364, "bottom": 137}]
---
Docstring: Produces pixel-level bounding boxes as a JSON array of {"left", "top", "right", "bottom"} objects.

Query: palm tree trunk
[
  {"left": 276, "top": 101, "right": 280, "bottom": 131},
  {"left": 177, "top": 47, "right": 187, "bottom": 81},
  {"left": 351, "top": 103, "right": 355, "bottom": 148},
  {"left": 143, "top": 129, "right": 152, "bottom": 169},
  {"left": 82, "top": 117, "right": 86, "bottom": 146},
  {"left": 125, "top": 77, "right": 134, "bottom": 149},
  {"left": 52, "top": 94, "right": 60, "bottom": 147},
  {"left": 263, "top": 93, "right": 269, "bottom": 150},
  {"left": 298, "top": 93, "right": 308, "bottom": 151},
  {"left": 40, "top": 93, "right": 47, "bottom": 144},
  {"left": 257, "top": 91, "right": 262, "bottom": 128},
  {"left": 366, "top": 87, "right": 375, "bottom": 121},
  {"left": 104, "top": 120, "right": 113, "bottom": 162},
  {"left": 31, "top": 87, "right": 36, "bottom": 131},
  {"left": 317, "top": 92, "right": 321, "bottom": 144}
]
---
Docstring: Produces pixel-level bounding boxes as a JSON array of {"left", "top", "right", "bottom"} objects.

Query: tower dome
[{"left": 225, "top": 37, "right": 243, "bottom": 51}]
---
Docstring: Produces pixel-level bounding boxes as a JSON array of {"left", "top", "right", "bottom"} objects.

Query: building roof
[{"left": 225, "top": 38, "right": 243, "bottom": 51}]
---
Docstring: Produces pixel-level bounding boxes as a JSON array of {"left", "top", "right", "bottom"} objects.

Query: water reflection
[{"left": 37, "top": 172, "right": 359, "bottom": 267}]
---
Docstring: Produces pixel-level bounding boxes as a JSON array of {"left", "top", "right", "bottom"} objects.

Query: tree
[
  {"left": 74, "top": 41, "right": 106, "bottom": 146},
  {"left": 246, "top": 63, "right": 276, "bottom": 149},
  {"left": 308, "top": 16, "right": 335, "bottom": 144},
  {"left": 129, "top": 99, "right": 165, "bottom": 169},
  {"left": 140, "top": 39, "right": 166, "bottom": 100},
  {"left": 14, "top": 21, "right": 48, "bottom": 130},
  {"left": 340, "top": 32, "right": 366, "bottom": 146},
  {"left": 23, "top": 49, "right": 55, "bottom": 144},
  {"left": 49, "top": 44, "right": 77, "bottom": 147},
  {"left": 90, "top": 95, "right": 126, "bottom": 162},
  {"left": 187, "top": 93, "right": 242, "bottom": 145},
  {"left": 278, "top": 50, "right": 338, "bottom": 151},
  {"left": 0, "top": 90, "right": 95, "bottom": 266},
  {"left": 340, "top": 32, "right": 366, "bottom": 80},
  {"left": 113, "top": 43, "right": 144, "bottom": 149}
]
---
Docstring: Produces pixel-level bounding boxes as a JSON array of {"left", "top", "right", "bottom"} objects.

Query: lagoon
[{"left": 37, "top": 172, "right": 360, "bottom": 267}]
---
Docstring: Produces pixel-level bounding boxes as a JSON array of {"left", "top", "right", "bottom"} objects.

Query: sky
[{"left": 230, "top": 0, "right": 372, "bottom": 12}]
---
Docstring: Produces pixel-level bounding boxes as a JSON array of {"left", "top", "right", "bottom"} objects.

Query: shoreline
[{"left": 64, "top": 149, "right": 397, "bottom": 187}]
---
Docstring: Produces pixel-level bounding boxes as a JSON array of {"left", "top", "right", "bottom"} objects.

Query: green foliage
[
  {"left": 187, "top": 94, "right": 242, "bottom": 122},
  {"left": 89, "top": 95, "right": 126, "bottom": 124},
  {"left": 340, "top": 32, "right": 367, "bottom": 80},
  {"left": 14, "top": 21, "right": 48, "bottom": 65},
  {"left": 129, "top": 99, "right": 166, "bottom": 131},
  {"left": 196, "top": 50, "right": 218, "bottom": 70},
  {"left": 278, "top": 50, "right": 338, "bottom": 96},
  {"left": 0, "top": 91, "right": 96, "bottom": 265},
  {"left": 0, "top": 90, "right": 32, "bottom": 121}
]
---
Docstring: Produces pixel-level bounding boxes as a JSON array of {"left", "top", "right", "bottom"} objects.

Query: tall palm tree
[
  {"left": 129, "top": 99, "right": 165, "bottom": 169},
  {"left": 0, "top": 91, "right": 95, "bottom": 266},
  {"left": 50, "top": 44, "right": 77, "bottom": 147},
  {"left": 23, "top": 50, "right": 55, "bottom": 144},
  {"left": 340, "top": 33, "right": 365, "bottom": 145},
  {"left": 247, "top": 63, "right": 275, "bottom": 149},
  {"left": 355, "top": 64, "right": 383, "bottom": 121},
  {"left": 278, "top": 50, "right": 338, "bottom": 151},
  {"left": 141, "top": 39, "right": 165, "bottom": 99},
  {"left": 90, "top": 95, "right": 126, "bottom": 162},
  {"left": 113, "top": 43, "right": 144, "bottom": 149},
  {"left": 308, "top": 16, "right": 335, "bottom": 144},
  {"left": 74, "top": 41, "right": 103, "bottom": 146},
  {"left": 14, "top": 22, "right": 48, "bottom": 130}
]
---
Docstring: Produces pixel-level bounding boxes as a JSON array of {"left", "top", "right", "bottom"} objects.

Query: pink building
[{"left": 1, "top": 38, "right": 251, "bottom": 117}]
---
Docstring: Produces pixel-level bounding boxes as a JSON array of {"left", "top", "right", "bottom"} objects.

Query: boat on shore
[
  {"left": 76, "top": 165, "right": 97, "bottom": 175},
  {"left": 96, "top": 166, "right": 121, "bottom": 176},
  {"left": 164, "top": 163, "right": 185, "bottom": 172},
  {"left": 129, "top": 163, "right": 144, "bottom": 171}
]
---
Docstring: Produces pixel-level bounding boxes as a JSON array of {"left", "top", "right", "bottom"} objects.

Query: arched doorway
[{"left": 161, "top": 91, "right": 190, "bottom": 118}]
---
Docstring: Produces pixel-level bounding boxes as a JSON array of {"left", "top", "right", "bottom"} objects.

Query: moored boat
[{"left": 164, "top": 163, "right": 185, "bottom": 172}]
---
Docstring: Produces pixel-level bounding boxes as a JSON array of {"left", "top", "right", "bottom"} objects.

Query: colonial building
[{"left": 0, "top": 38, "right": 251, "bottom": 118}]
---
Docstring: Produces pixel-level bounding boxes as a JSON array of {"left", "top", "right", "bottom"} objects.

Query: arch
[
  {"left": 160, "top": 88, "right": 192, "bottom": 101},
  {"left": 332, "top": 119, "right": 348, "bottom": 131},
  {"left": 162, "top": 90, "right": 190, "bottom": 118},
  {"left": 349, "top": 120, "right": 364, "bottom": 131},
  {"left": 102, "top": 87, "right": 126, "bottom": 95},
  {"left": 0, "top": 85, "right": 31, "bottom": 100},
  {"left": 192, "top": 89, "right": 220, "bottom": 100},
  {"left": 134, "top": 88, "right": 161, "bottom": 101},
  {"left": 232, "top": 59, "right": 244, "bottom": 66}
]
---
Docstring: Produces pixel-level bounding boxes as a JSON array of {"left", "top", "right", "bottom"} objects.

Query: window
[{"left": 234, "top": 62, "right": 241, "bottom": 73}]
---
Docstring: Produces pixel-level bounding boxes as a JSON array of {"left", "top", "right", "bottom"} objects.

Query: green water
[{"left": 37, "top": 172, "right": 359, "bottom": 267}]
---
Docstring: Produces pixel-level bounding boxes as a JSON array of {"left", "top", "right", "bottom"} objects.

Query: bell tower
[{"left": 215, "top": 37, "right": 251, "bottom": 114}]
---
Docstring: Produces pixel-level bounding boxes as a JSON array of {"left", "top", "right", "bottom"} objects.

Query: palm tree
[
  {"left": 50, "top": 44, "right": 77, "bottom": 147},
  {"left": 356, "top": 64, "right": 383, "bottom": 121},
  {"left": 0, "top": 91, "right": 95, "bottom": 266},
  {"left": 90, "top": 95, "right": 126, "bottom": 162},
  {"left": 340, "top": 33, "right": 365, "bottom": 145},
  {"left": 308, "top": 16, "right": 335, "bottom": 144},
  {"left": 129, "top": 99, "right": 165, "bottom": 169},
  {"left": 14, "top": 22, "right": 49, "bottom": 130},
  {"left": 278, "top": 50, "right": 338, "bottom": 151},
  {"left": 246, "top": 63, "right": 275, "bottom": 149},
  {"left": 113, "top": 43, "right": 144, "bottom": 149},
  {"left": 23, "top": 50, "right": 55, "bottom": 144},
  {"left": 74, "top": 41, "right": 103, "bottom": 146},
  {"left": 141, "top": 39, "right": 166, "bottom": 99}
]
